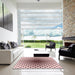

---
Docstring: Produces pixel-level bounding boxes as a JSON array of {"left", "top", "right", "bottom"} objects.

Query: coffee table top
[{"left": 34, "top": 49, "right": 49, "bottom": 54}]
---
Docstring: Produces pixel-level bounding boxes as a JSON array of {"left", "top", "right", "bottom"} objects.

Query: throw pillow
[
  {"left": 7, "top": 43, "right": 11, "bottom": 49},
  {"left": 10, "top": 42, "right": 18, "bottom": 48},
  {"left": 0, "top": 42, "right": 8, "bottom": 49}
]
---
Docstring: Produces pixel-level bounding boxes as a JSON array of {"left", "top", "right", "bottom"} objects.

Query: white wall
[
  {"left": 0, "top": 27, "right": 17, "bottom": 42},
  {"left": 0, "top": 10, "right": 18, "bottom": 42},
  {"left": 0, "top": 0, "right": 18, "bottom": 42}
]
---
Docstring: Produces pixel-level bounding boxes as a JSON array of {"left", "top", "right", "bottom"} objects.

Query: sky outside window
[{"left": 19, "top": 10, "right": 63, "bottom": 40}]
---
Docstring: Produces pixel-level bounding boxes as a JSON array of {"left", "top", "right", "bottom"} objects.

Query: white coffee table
[{"left": 34, "top": 49, "right": 49, "bottom": 57}]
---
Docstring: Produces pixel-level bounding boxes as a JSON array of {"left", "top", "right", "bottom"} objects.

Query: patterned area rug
[{"left": 13, "top": 57, "right": 62, "bottom": 69}]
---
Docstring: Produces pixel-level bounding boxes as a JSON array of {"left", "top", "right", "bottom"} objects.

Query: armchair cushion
[
  {"left": 50, "top": 42, "right": 55, "bottom": 47},
  {"left": 46, "top": 41, "right": 56, "bottom": 49},
  {"left": 68, "top": 44, "right": 75, "bottom": 53}
]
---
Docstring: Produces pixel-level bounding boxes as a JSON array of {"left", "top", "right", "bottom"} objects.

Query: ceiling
[
  {"left": 2, "top": 0, "right": 62, "bottom": 10},
  {"left": 15, "top": 0, "right": 61, "bottom": 3},
  {"left": 16, "top": 0, "right": 62, "bottom": 9}
]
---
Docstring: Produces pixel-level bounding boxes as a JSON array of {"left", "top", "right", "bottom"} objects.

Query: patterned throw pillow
[
  {"left": 10, "top": 42, "right": 18, "bottom": 48},
  {"left": 7, "top": 43, "right": 11, "bottom": 49},
  {"left": 0, "top": 42, "right": 8, "bottom": 49}
]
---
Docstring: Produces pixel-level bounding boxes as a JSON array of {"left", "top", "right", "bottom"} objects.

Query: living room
[{"left": 0, "top": 0, "right": 75, "bottom": 75}]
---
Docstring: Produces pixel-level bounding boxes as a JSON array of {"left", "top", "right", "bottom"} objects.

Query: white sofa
[{"left": 0, "top": 46, "right": 24, "bottom": 64}]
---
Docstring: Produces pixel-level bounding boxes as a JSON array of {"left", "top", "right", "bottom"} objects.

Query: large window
[{"left": 19, "top": 10, "right": 63, "bottom": 40}]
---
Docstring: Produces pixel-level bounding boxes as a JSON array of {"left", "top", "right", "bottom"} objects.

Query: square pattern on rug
[{"left": 13, "top": 57, "right": 62, "bottom": 69}]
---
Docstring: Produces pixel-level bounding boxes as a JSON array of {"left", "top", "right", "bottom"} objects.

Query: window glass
[{"left": 19, "top": 10, "right": 63, "bottom": 40}]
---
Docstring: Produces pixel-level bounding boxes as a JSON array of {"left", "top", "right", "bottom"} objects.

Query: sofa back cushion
[{"left": 68, "top": 44, "right": 75, "bottom": 53}]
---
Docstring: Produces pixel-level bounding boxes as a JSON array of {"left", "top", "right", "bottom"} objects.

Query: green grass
[{"left": 21, "top": 42, "right": 63, "bottom": 48}]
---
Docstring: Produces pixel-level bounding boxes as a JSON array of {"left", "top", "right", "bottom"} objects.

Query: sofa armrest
[
  {"left": 0, "top": 50, "right": 13, "bottom": 64},
  {"left": 18, "top": 45, "right": 24, "bottom": 47}
]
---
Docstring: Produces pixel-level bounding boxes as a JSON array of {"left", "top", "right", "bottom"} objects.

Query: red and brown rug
[{"left": 14, "top": 57, "right": 62, "bottom": 69}]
